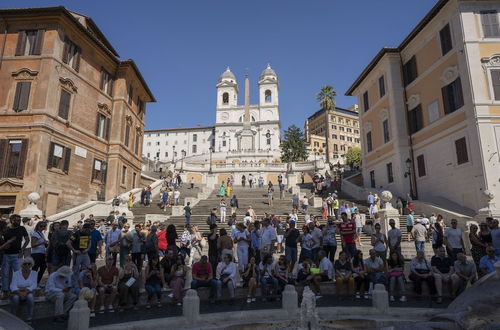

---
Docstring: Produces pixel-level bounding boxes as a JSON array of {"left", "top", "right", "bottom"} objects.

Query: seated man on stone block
[
  {"left": 191, "top": 255, "right": 218, "bottom": 302},
  {"left": 431, "top": 246, "right": 454, "bottom": 304},
  {"left": 451, "top": 252, "right": 477, "bottom": 296},
  {"left": 45, "top": 265, "right": 78, "bottom": 323}
]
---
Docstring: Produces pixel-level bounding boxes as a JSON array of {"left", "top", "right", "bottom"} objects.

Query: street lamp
[
  {"left": 404, "top": 157, "right": 415, "bottom": 199},
  {"left": 172, "top": 146, "right": 176, "bottom": 164},
  {"left": 208, "top": 146, "right": 213, "bottom": 174},
  {"left": 313, "top": 148, "right": 318, "bottom": 172}
]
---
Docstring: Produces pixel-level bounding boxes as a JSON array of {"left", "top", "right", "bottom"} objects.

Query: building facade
[
  {"left": 346, "top": 0, "right": 500, "bottom": 213},
  {"left": 143, "top": 126, "right": 214, "bottom": 163},
  {"left": 0, "top": 7, "right": 154, "bottom": 215},
  {"left": 304, "top": 106, "right": 360, "bottom": 164}
]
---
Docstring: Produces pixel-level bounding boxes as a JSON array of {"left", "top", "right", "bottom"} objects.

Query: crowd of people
[{"left": 0, "top": 178, "right": 499, "bottom": 325}]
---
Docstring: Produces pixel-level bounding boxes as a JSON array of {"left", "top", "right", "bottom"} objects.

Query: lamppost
[
  {"left": 172, "top": 146, "right": 176, "bottom": 164},
  {"left": 404, "top": 157, "right": 415, "bottom": 199},
  {"left": 208, "top": 146, "right": 213, "bottom": 174},
  {"left": 181, "top": 150, "right": 186, "bottom": 172},
  {"left": 313, "top": 148, "right": 318, "bottom": 172}
]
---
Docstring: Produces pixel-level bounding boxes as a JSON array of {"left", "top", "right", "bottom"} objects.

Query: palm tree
[
  {"left": 316, "top": 86, "right": 337, "bottom": 164},
  {"left": 316, "top": 85, "right": 337, "bottom": 110}
]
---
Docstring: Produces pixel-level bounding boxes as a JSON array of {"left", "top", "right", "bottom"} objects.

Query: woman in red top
[{"left": 157, "top": 224, "right": 168, "bottom": 256}]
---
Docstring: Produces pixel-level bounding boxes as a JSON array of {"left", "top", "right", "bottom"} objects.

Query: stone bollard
[
  {"left": 171, "top": 205, "right": 184, "bottom": 216},
  {"left": 184, "top": 267, "right": 193, "bottom": 289},
  {"left": 183, "top": 289, "right": 200, "bottom": 323},
  {"left": 372, "top": 284, "right": 389, "bottom": 313},
  {"left": 282, "top": 285, "right": 298, "bottom": 315},
  {"left": 67, "top": 298, "right": 90, "bottom": 330}
]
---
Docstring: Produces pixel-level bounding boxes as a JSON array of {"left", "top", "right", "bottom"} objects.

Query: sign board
[{"left": 75, "top": 146, "right": 87, "bottom": 158}]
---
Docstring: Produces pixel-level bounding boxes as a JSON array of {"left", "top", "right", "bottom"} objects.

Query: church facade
[{"left": 143, "top": 65, "right": 282, "bottom": 164}]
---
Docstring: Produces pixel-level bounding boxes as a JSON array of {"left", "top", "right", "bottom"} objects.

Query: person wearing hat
[
  {"left": 10, "top": 257, "right": 37, "bottom": 324},
  {"left": 411, "top": 218, "right": 428, "bottom": 253},
  {"left": 234, "top": 223, "right": 251, "bottom": 273},
  {"left": 67, "top": 223, "right": 91, "bottom": 277},
  {"left": 45, "top": 265, "right": 77, "bottom": 322}
]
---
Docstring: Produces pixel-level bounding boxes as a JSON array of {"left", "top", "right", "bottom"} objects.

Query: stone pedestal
[
  {"left": 282, "top": 285, "right": 298, "bottom": 315},
  {"left": 310, "top": 196, "right": 323, "bottom": 208},
  {"left": 372, "top": 284, "right": 389, "bottom": 313},
  {"left": 291, "top": 186, "right": 301, "bottom": 196},
  {"left": 19, "top": 192, "right": 43, "bottom": 218},
  {"left": 182, "top": 289, "right": 200, "bottom": 323},
  {"left": 184, "top": 197, "right": 199, "bottom": 208},
  {"left": 378, "top": 190, "right": 399, "bottom": 236},
  {"left": 206, "top": 174, "right": 217, "bottom": 189},
  {"left": 286, "top": 173, "right": 297, "bottom": 189},
  {"left": 474, "top": 190, "right": 500, "bottom": 224},
  {"left": 68, "top": 299, "right": 90, "bottom": 330},
  {"left": 115, "top": 194, "right": 134, "bottom": 218}
]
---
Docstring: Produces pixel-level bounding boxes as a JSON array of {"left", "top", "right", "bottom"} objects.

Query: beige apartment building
[
  {"left": 0, "top": 7, "right": 155, "bottom": 215},
  {"left": 346, "top": 0, "right": 500, "bottom": 213},
  {"left": 304, "top": 106, "right": 360, "bottom": 165}
]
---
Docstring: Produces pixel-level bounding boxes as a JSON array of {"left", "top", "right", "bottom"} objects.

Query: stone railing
[{"left": 47, "top": 176, "right": 164, "bottom": 227}]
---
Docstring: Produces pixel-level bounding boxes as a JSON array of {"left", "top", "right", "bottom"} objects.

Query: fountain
[{"left": 299, "top": 287, "right": 320, "bottom": 330}]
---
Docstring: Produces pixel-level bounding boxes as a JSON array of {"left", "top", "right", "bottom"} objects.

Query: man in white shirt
[
  {"left": 173, "top": 189, "right": 181, "bottom": 205},
  {"left": 444, "top": 219, "right": 464, "bottom": 262},
  {"left": 45, "top": 266, "right": 77, "bottom": 322},
  {"left": 367, "top": 192, "right": 375, "bottom": 206},
  {"left": 318, "top": 250, "right": 334, "bottom": 282},
  {"left": 387, "top": 219, "right": 402, "bottom": 254},
  {"left": 260, "top": 218, "right": 277, "bottom": 259},
  {"left": 411, "top": 219, "right": 428, "bottom": 253},
  {"left": 308, "top": 222, "right": 323, "bottom": 263}
]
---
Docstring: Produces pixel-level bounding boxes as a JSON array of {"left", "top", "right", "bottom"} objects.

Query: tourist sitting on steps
[
  {"left": 242, "top": 256, "right": 259, "bottom": 303},
  {"left": 387, "top": 251, "right": 406, "bottom": 302},
  {"left": 97, "top": 256, "right": 119, "bottom": 313},
  {"left": 9, "top": 257, "right": 37, "bottom": 324},
  {"left": 431, "top": 246, "right": 454, "bottom": 304},
  {"left": 451, "top": 252, "right": 477, "bottom": 296},
  {"left": 216, "top": 254, "right": 238, "bottom": 299},
  {"left": 334, "top": 251, "right": 354, "bottom": 295},
  {"left": 352, "top": 250, "right": 370, "bottom": 299},
  {"left": 117, "top": 255, "right": 140, "bottom": 312},
  {"left": 170, "top": 255, "right": 188, "bottom": 306},
  {"left": 259, "top": 254, "right": 279, "bottom": 301},
  {"left": 191, "top": 255, "right": 218, "bottom": 303},
  {"left": 45, "top": 265, "right": 77, "bottom": 322},
  {"left": 409, "top": 250, "right": 436, "bottom": 296},
  {"left": 364, "top": 249, "right": 387, "bottom": 296}
]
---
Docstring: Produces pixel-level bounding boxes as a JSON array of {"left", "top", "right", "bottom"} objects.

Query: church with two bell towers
[
  {"left": 143, "top": 64, "right": 282, "bottom": 165},
  {"left": 214, "top": 64, "right": 281, "bottom": 155}
]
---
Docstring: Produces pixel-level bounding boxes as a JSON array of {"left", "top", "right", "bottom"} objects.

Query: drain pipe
[
  {"left": 0, "top": 17, "right": 8, "bottom": 71},
  {"left": 398, "top": 53, "right": 419, "bottom": 200}
]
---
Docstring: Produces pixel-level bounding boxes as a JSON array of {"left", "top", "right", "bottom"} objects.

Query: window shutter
[
  {"left": 108, "top": 77, "right": 114, "bottom": 96},
  {"left": 16, "top": 139, "right": 29, "bottom": 178},
  {"left": 99, "top": 69, "right": 105, "bottom": 90},
  {"left": 74, "top": 46, "right": 81, "bottom": 72},
  {"left": 441, "top": 85, "right": 451, "bottom": 114},
  {"left": 102, "top": 161, "right": 107, "bottom": 184},
  {"left": 58, "top": 90, "right": 71, "bottom": 119},
  {"left": 491, "top": 11, "right": 500, "bottom": 37},
  {"left": 124, "top": 125, "right": 130, "bottom": 147},
  {"left": 491, "top": 70, "right": 500, "bottom": 100},
  {"left": 15, "top": 31, "right": 27, "bottom": 56},
  {"left": 47, "top": 142, "right": 55, "bottom": 168},
  {"left": 62, "top": 37, "right": 69, "bottom": 64},
  {"left": 482, "top": 11, "right": 500, "bottom": 37},
  {"left": 105, "top": 117, "right": 111, "bottom": 140},
  {"left": 63, "top": 147, "right": 71, "bottom": 174},
  {"left": 32, "top": 30, "right": 44, "bottom": 55},
  {"left": 0, "top": 139, "right": 8, "bottom": 178},
  {"left": 454, "top": 77, "right": 464, "bottom": 109},
  {"left": 95, "top": 113, "right": 101, "bottom": 136},
  {"left": 13, "top": 82, "right": 31, "bottom": 112}
]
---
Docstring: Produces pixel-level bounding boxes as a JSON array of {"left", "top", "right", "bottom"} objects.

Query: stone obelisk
[{"left": 238, "top": 73, "right": 255, "bottom": 150}]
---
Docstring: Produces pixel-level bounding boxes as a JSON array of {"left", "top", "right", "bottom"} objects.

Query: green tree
[
  {"left": 316, "top": 85, "right": 337, "bottom": 111},
  {"left": 345, "top": 147, "right": 361, "bottom": 167},
  {"left": 280, "top": 125, "right": 308, "bottom": 163}
]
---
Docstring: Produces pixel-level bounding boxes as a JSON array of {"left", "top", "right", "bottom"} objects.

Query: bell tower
[
  {"left": 258, "top": 64, "right": 279, "bottom": 107},
  {"left": 216, "top": 67, "right": 238, "bottom": 109}
]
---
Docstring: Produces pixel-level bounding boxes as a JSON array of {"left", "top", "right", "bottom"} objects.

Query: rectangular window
[
  {"left": 165, "top": 152, "right": 168, "bottom": 157},
  {"left": 386, "top": 163, "right": 394, "bottom": 183},
  {"left": 408, "top": 105, "right": 424, "bottom": 135},
  {"left": 440, "top": 24, "right": 453, "bottom": 55},
  {"left": 47, "top": 142, "right": 71, "bottom": 174},
  {"left": 124, "top": 125, "right": 130, "bottom": 147},
  {"left": 15, "top": 30, "right": 44, "bottom": 56},
  {"left": 340, "top": 135, "right": 345, "bottom": 141},
  {"left": 222, "top": 140, "right": 227, "bottom": 147},
  {"left": 100, "top": 68, "right": 114, "bottom": 96},
  {"left": 128, "top": 84, "right": 133, "bottom": 105},
  {"left": 455, "top": 137, "right": 469, "bottom": 165},
  {"left": 58, "top": 90, "right": 71, "bottom": 120},
  {"left": 92, "top": 159, "right": 103, "bottom": 182},
  {"left": 370, "top": 170, "right": 376, "bottom": 188},
  {"left": 121, "top": 166, "right": 127, "bottom": 185},
  {"left": 192, "top": 144, "right": 197, "bottom": 153},
  {"left": 417, "top": 154, "right": 426, "bottom": 177},
  {"left": 193, "top": 134, "right": 197, "bottom": 142},
  {"left": 382, "top": 119, "right": 390, "bottom": 143},
  {"left": 403, "top": 56, "right": 418, "bottom": 86},
  {"left": 339, "top": 127, "right": 345, "bottom": 131},
  {"left": 332, "top": 134, "right": 337, "bottom": 139},
  {"left": 491, "top": 69, "right": 500, "bottom": 100},
  {"left": 62, "top": 37, "right": 81, "bottom": 71},
  {"left": 138, "top": 98, "right": 145, "bottom": 114},
  {"left": 0, "top": 139, "right": 28, "bottom": 179},
  {"left": 333, "top": 144, "right": 338, "bottom": 152},
  {"left": 96, "top": 113, "right": 110, "bottom": 140},
  {"left": 363, "top": 91, "right": 369, "bottom": 111},
  {"left": 481, "top": 10, "right": 500, "bottom": 38},
  {"left": 442, "top": 77, "right": 464, "bottom": 114},
  {"left": 366, "top": 131, "right": 373, "bottom": 152},
  {"left": 13, "top": 81, "right": 31, "bottom": 112},
  {"left": 379, "top": 76, "right": 385, "bottom": 98}
]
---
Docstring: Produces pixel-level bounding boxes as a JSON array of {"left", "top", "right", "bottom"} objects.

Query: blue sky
[{"left": 4, "top": 0, "right": 438, "bottom": 130}]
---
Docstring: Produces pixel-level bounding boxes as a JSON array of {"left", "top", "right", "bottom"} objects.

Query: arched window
[
  {"left": 222, "top": 92, "right": 229, "bottom": 104},
  {"left": 266, "top": 130, "right": 271, "bottom": 145},
  {"left": 265, "top": 90, "right": 272, "bottom": 103}
]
